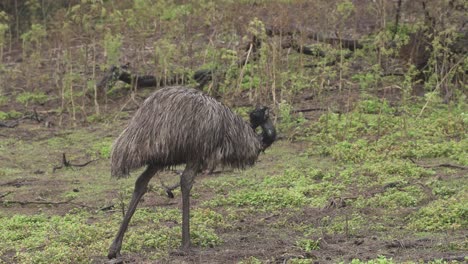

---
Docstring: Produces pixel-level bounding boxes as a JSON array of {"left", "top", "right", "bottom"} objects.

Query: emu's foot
[
  {"left": 107, "top": 257, "right": 123, "bottom": 264},
  {"left": 107, "top": 249, "right": 121, "bottom": 261},
  {"left": 170, "top": 247, "right": 199, "bottom": 256}
]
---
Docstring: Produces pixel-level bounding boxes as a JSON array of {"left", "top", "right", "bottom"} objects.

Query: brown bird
[{"left": 107, "top": 86, "right": 276, "bottom": 260}]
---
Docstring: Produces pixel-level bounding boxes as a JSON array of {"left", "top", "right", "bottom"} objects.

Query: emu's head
[
  {"left": 249, "top": 106, "right": 276, "bottom": 150},
  {"left": 249, "top": 106, "right": 270, "bottom": 129}
]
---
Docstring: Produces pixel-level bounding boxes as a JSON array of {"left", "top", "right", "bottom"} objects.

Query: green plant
[
  {"left": 90, "top": 140, "right": 113, "bottom": 159},
  {"left": 408, "top": 193, "right": 467, "bottom": 231},
  {"left": 0, "top": 22, "right": 8, "bottom": 59},
  {"left": 0, "top": 110, "right": 22, "bottom": 120},
  {"left": 214, "top": 187, "right": 307, "bottom": 210},
  {"left": 16, "top": 91, "right": 48, "bottom": 106},
  {"left": 0, "top": 95, "right": 8, "bottom": 106},
  {"left": 278, "top": 100, "right": 306, "bottom": 136},
  {"left": 238, "top": 256, "right": 263, "bottom": 264},
  {"left": 103, "top": 32, "right": 123, "bottom": 68},
  {"left": 324, "top": 213, "right": 365, "bottom": 236},
  {"left": 287, "top": 259, "right": 314, "bottom": 264},
  {"left": 352, "top": 72, "right": 379, "bottom": 90},
  {"left": 20, "top": 23, "right": 46, "bottom": 50},
  {"left": 370, "top": 185, "right": 425, "bottom": 209},
  {"left": 296, "top": 238, "right": 321, "bottom": 251},
  {"left": 347, "top": 256, "right": 395, "bottom": 264},
  {"left": 357, "top": 98, "right": 393, "bottom": 114},
  {"left": 0, "top": 212, "right": 108, "bottom": 263}
]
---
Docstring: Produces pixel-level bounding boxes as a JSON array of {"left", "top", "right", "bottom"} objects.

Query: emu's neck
[{"left": 258, "top": 119, "right": 276, "bottom": 150}]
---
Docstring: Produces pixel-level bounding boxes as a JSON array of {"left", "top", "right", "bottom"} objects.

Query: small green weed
[
  {"left": 90, "top": 139, "right": 113, "bottom": 159},
  {"left": 352, "top": 72, "right": 380, "bottom": 90},
  {"left": 408, "top": 192, "right": 467, "bottom": 231},
  {"left": 0, "top": 211, "right": 108, "bottom": 263},
  {"left": 16, "top": 91, "right": 49, "bottom": 106},
  {"left": 323, "top": 213, "right": 365, "bottom": 236},
  {"left": 0, "top": 110, "right": 22, "bottom": 120},
  {"left": 288, "top": 259, "right": 315, "bottom": 264},
  {"left": 206, "top": 166, "right": 337, "bottom": 211},
  {"left": 278, "top": 100, "right": 306, "bottom": 137},
  {"left": 0, "top": 206, "right": 226, "bottom": 263},
  {"left": 356, "top": 98, "right": 393, "bottom": 114},
  {"left": 238, "top": 256, "right": 263, "bottom": 264},
  {"left": 367, "top": 185, "right": 425, "bottom": 209},
  {"left": 211, "top": 187, "right": 307, "bottom": 210},
  {"left": 296, "top": 238, "right": 321, "bottom": 251},
  {"left": 347, "top": 256, "right": 395, "bottom": 264},
  {"left": 0, "top": 95, "right": 8, "bottom": 106}
]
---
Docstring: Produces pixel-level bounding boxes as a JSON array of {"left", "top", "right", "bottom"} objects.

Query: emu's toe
[
  {"left": 107, "top": 257, "right": 123, "bottom": 264},
  {"left": 170, "top": 247, "right": 199, "bottom": 256},
  {"left": 107, "top": 249, "right": 121, "bottom": 260}
]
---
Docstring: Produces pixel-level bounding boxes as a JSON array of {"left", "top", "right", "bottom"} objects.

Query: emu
[{"left": 108, "top": 86, "right": 276, "bottom": 260}]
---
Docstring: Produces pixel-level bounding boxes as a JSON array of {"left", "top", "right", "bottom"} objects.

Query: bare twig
[
  {"left": 160, "top": 178, "right": 180, "bottom": 199},
  {"left": 292, "top": 108, "right": 328, "bottom": 113},
  {"left": 408, "top": 158, "right": 467, "bottom": 170},
  {"left": 53, "top": 153, "right": 99, "bottom": 172},
  {"left": 0, "top": 120, "right": 19, "bottom": 128},
  {"left": 425, "top": 255, "right": 467, "bottom": 263},
  {"left": 0, "top": 198, "right": 90, "bottom": 208}
]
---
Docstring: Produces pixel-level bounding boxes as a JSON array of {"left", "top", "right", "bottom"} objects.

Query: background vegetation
[{"left": 0, "top": 0, "right": 466, "bottom": 263}]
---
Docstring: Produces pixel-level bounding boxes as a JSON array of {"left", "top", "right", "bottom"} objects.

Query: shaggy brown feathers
[{"left": 111, "top": 87, "right": 262, "bottom": 177}]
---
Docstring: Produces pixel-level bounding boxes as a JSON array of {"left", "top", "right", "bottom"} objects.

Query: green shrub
[
  {"left": 370, "top": 186, "right": 425, "bottom": 208},
  {"left": 89, "top": 139, "right": 113, "bottom": 159},
  {"left": 278, "top": 100, "right": 306, "bottom": 136},
  {"left": 296, "top": 238, "right": 321, "bottom": 251},
  {"left": 347, "top": 256, "right": 395, "bottom": 264},
  {"left": 408, "top": 193, "right": 467, "bottom": 231},
  {"left": 0, "top": 95, "right": 8, "bottom": 106},
  {"left": 16, "top": 91, "right": 48, "bottom": 106},
  {"left": 357, "top": 98, "right": 393, "bottom": 114},
  {"left": 0, "top": 110, "right": 22, "bottom": 120}
]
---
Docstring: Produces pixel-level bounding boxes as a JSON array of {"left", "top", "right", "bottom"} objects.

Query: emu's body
[{"left": 108, "top": 87, "right": 276, "bottom": 260}]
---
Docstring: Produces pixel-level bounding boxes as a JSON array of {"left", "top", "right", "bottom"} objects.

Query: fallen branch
[
  {"left": 0, "top": 178, "right": 37, "bottom": 187},
  {"left": 160, "top": 178, "right": 180, "bottom": 199},
  {"left": 22, "top": 108, "right": 43, "bottom": 123},
  {"left": 0, "top": 198, "right": 90, "bottom": 208},
  {"left": 292, "top": 107, "right": 328, "bottom": 113},
  {"left": 425, "top": 255, "right": 467, "bottom": 263},
  {"left": 0, "top": 120, "right": 18, "bottom": 128},
  {"left": 0, "top": 109, "right": 45, "bottom": 129},
  {"left": 266, "top": 26, "right": 364, "bottom": 51},
  {"left": 100, "top": 204, "right": 115, "bottom": 211},
  {"left": 408, "top": 158, "right": 467, "bottom": 170},
  {"left": 52, "top": 153, "right": 99, "bottom": 172}
]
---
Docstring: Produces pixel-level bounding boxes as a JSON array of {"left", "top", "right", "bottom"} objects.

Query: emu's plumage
[{"left": 111, "top": 87, "right": 262, "bottom": 177}]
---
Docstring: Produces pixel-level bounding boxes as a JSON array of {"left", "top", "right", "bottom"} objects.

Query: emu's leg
[
  {"left": 180, "top": 163, "right": 199, "bottom": 251},
  {"left": 108, "top": 165, "right": 159, "bottom": 259}
]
